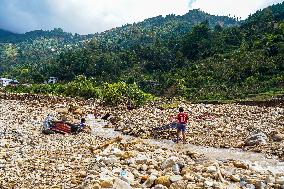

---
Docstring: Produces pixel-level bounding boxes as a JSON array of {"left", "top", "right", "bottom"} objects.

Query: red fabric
[
  {"left": 177, "top": 112, "right": 188, "bottom": 124},
  {"left": 51, "top": 122, "right": 71, "bottom": 134}
]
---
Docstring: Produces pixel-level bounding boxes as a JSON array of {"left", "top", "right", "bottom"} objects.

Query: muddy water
[{"left": 87, "top": 114, "right": 284, "bottom": 174}]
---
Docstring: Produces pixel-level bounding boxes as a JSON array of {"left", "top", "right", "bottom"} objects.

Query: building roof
[{"left": 0, "top": 78, "right": 13, "bottom": 81}]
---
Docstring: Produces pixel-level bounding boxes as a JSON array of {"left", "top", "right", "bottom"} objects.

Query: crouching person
[{"left": 71, "top": 118, "right": 86, "bottom": 134}]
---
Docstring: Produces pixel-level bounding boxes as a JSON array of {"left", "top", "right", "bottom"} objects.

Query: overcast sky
[{"left": 0, "top": 0, "right": 282, "bottom": 34}]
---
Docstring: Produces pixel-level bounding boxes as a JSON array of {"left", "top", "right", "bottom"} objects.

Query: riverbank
[{"left": 0, "top": 95, "right": 284, "bottom": 188}]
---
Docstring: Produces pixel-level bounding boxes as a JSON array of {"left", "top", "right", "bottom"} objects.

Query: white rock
[
  {"left": 265, "top": 175, "right": 275, "bottom": 184},
  {"left": 226, "top": 184, "right": 239, "bottom": 189},
  {"left": 135, "top": 154, "right": 148, "bottom": 164},
  {"left": 246, "top": 184, "right": 256, "bottom": 189},
  {"left": 161, "top": 156, "right": 178, "bottom": 170},
  {"left": 113, "top": 178, "right": 133, "bottom": 189},
  {"left": 245, "top": 132, "right": 268, "bottom": 146},
  {"left": 112, "top": 168, "right": 121, "bottom": 175},
  {"left": 102, "top": 156, "right": 119, "bottom": 165},
  {"left": 206, "top": 166, "right": 217, "bottom": 173},
  {"left": 120, "top": 171, "right": 135, "bottom": 184},
  {"left": 141, "top": 164, "right": 148, "bottom": 171},
  {"left": 204, "top": 180, "right": 214, "bottom": 188},
  {"left": 170, "top": 175, "right": 183, "bottom": 183},
  {"left": 231, "top": 174, "right": 241, "bottom": 182},
  {"left": 111, "top": 148, "right": 123, "bottom": 156},
  {"left": 154, "top": 184, "right": 167, "bottom": 189},
  {"left": 142, "top": 175, "right": 157, "bottom": 188},
  {"left": 276, "top": 177, "right": 284, "bottom": 185}
]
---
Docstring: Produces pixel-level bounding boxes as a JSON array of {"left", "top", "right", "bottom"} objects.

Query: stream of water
[{"left": 87, "top": 114, "right": 284, "bottom": 175}]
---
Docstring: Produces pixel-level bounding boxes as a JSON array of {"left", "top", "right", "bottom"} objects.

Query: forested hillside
[
  {"left": 92, "top": 9, "right": 238, "bottom": 51},
  {"left": 0, "top": 9, "right": 238, "bottom": 83},
  {"left": 2, "top": 3, "right": 284, "bottom": 102},
  {"left": 0, "top": 28, "right": 94, "bottom": 82}
]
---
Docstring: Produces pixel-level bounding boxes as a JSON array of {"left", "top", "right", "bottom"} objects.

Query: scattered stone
[
  {"left": 183, "top": 173, "right": 195, "bottom": 181},
  {"left": 245, "top": 132, "right": 268, "bottom": 146},
  {"left": 266, "top": 175, "right": 276, "bottom": 184},
  {"left": 169, "top": 175, "right": 183, "bottom": 183},
  {"left": 93, "top": 183, "right": 101, "bottom": 189},
  {"left": 141, "top": 164, "right": 148, "bottom": 171},
  {"left": 255, "top": 181, "right": 266, "bottom": 189},
  {"left": 206, "top": 165, "right": 217, "bottom": 173},
  {"left": 226, "top": 183, "right": 240, "bottom": 189},
  {"left": 230, "top": 174, "right": 241, "bottom": 182},
  {"left": 276, "top": 177, "right": 284, "bottom": 185},
  {"left": 154, "top": 184, "right": 168, "bottom": 189},
  {"left": 79, "top": 171, "right": 87, "bottom": 178},
  {"left": 186, "top": 183, "right": 197, "bottom": 188},
  {"left": 135, "top": 155, "right": 148, "bottom": 164},
  {"left": 272, "top": 133, "right": 284, "bottom": 142},
  {"left": 99, "top": 179, "right": 114, "bottom": 188},
  {"left": 0, "top": 94, "right": 283, "bottom": 189},
  {"left": 204, "top": 180, "right": 214, "bottom": 188},
  {"left": 169, "top": 180, "right": 187, "bottom": 189},
  {"left": 172, "top": 163, "right": 180, "bottom": 174},
  {"left": 233, "top": 160, "right": 249, "bottom": 169},
  {"left": 161, "top": 156, "right": 178, "bottom": 170},
  {"left": 113, "top": 178, "right": 133, "bottom": 189},
  {"left": 246, "top": 184, "right": 256, "bottom": 189},
  {"left": 102, "top": 156, "right": 119, "bottom": 165},
  {"left": 120, "top": 171, "right": 134, "bottom": 184},
  {"left": 142, "top": 175, "right": 157, "bottom": 188},
  {"left": 155, "top": 176, "right": 171, "bottom": 188}
]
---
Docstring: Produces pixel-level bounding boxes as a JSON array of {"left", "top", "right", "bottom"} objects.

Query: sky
[{"left": 0, "top": 0, "right": 282, "bottom": 34}]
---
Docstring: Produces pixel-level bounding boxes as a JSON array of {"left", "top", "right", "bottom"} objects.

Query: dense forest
[
  {"left": 1, "top": 3, "right": 284, "bottom": 103},
  {"left": 0, "top": 9, "right": 238, "bottom": 82},
  {"left": 0, "top": 28, "right": 94, "bottom": 81}
]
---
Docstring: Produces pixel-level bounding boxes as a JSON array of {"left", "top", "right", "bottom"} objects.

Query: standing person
[{"left": 176, "top": 107, "right": 188, "bottom": 144}]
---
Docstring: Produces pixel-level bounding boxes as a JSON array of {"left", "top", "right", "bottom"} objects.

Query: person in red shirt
[{"left": 176, "top": 107, "right": 188, "bottom": 144}]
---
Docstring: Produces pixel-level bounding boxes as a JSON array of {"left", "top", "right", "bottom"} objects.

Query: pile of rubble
[
  {"left": 0, "top": 94, "right": 283, "bottom": 188},
  {"left": 111, "top": 102, "right": 284, "bottom": 159}
]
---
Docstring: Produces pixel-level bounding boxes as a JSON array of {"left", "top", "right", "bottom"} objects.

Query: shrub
[
  {"left": 101, "top": 82, "right": 155, "bottom": 106},
  {"left": 5, "top": 78, "right": 154, "bottom": 106}
]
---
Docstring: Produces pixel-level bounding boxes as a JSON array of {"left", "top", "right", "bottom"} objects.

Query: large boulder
[{"left": 245, "top": 132, "right": 268, "bottom": 146}]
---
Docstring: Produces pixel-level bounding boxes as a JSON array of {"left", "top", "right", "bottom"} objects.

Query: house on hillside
[
  {"left": 0, "top": 78, "right": 19, "bottom": 87},
  {"left": 48, "top": 77, "right": 58, "bottom": 84},
  {"left": 9, "top": 80, "right": 19, "bottom": 86}
]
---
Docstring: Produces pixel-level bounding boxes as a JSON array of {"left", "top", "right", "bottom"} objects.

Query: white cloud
[
  {"left": 0, "top": 0, "right": 189, "bottom": 34},
  {"left": 0, "top": 0, "right": 282, "bottom": 34},
  {"left": 190, "top": 0, "right": 283, "bottom": 19},
  {"left": 49, "top": 0, "right": 190, "bottom": 33}
]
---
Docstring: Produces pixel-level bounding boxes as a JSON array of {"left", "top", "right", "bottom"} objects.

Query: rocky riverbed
[
  {"left": 111, "top": 101, "right": 284, "bottom": 159},
  {"left": 0, "top": 94, "right": 284, "bottom": 188}
]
